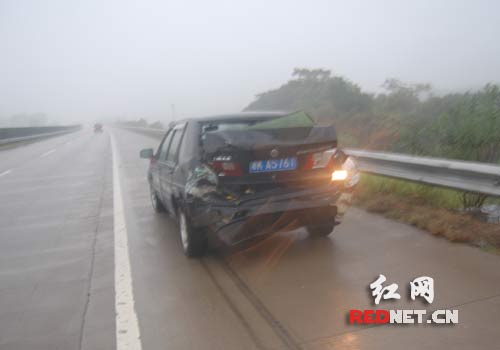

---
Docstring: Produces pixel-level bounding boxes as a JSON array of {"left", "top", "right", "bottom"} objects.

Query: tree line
[{"left": 245, "top": 68, "right": 500, "bottom": 164}]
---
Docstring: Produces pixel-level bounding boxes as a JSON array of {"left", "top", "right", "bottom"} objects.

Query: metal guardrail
[
  {"left": 345, "top": 149, "right": 500, "bottom": 196},
  {"left": 0, "top": 125, "right": 82, "bottom": 145},
  {"left": 117, "top": 125, "right": 500, "bottom": 196}
]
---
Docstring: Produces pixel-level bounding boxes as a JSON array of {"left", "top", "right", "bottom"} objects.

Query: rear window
[{"left": 201, "top": 111, "right": 314, "bottom": 133}]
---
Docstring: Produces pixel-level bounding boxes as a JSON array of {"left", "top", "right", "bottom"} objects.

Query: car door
[
  {"left": 154, "top": 130, "right": 173, "bottom": 203},
  {"left": 160, "top": 122, "right": 187, "bottom": 216}
]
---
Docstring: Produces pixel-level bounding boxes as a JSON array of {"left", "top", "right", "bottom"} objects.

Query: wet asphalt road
[{"left": 1, "top": 128, "right": 500, "bottom": 350}]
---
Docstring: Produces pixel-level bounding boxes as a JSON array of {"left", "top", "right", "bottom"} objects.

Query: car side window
[
  {"left": 166, "top": 125, "right": 185, "bottom": 164},
  {"left": 157, "top": 130, "right": 173, "bottom": 161}
]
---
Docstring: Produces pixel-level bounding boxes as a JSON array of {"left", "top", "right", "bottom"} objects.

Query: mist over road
[{"left": 1, "top": 129, "right": 499, "bottom": 350}]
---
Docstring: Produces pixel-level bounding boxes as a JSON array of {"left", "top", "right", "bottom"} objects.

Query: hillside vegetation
[{"left": 245, "top": 68, "right": 500, "bottom": 164}]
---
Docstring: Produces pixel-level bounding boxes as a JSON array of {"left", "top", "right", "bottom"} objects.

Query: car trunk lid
[{"left": 201, "top": 113, "right": 340, "bottom": 194}]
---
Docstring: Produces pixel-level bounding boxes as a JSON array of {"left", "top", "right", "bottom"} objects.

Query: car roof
[{"left": 171, "top": 111, "right": 293, "bottom": 126}]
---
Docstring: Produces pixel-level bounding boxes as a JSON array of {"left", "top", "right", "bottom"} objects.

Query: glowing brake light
[
  {"left": 331, "top": 156, "right": 360, "bottom": 188},
  {"left": 331, "top": 170, "right": 348, "bottom": 181}
]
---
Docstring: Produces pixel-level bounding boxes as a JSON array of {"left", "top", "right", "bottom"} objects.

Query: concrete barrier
[{"left": 0, "top": 125, "right": 82, "bottom": 145}]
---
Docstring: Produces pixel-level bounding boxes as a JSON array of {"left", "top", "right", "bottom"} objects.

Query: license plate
[{"left": 249, "top": 157, "right": 297, "bottom": 173}]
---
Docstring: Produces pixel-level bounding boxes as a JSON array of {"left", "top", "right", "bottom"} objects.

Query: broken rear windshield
[
  {"left": 201, "top": 111, "right": 314, "bottom": 133},
  {"left": 200, "top": 111, "right": 336, "bottom": 153}
]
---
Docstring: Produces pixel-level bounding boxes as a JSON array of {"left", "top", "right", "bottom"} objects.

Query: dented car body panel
[{"left": 145, "top": 111, "right": 358, "bottom": 247}]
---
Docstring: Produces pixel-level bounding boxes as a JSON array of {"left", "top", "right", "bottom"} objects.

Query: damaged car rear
[{"left": 140, "top": 111, "right": 359, "bottom": 257}]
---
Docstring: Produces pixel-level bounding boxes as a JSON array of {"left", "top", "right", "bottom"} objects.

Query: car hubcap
[{"left": 179, "top": 213, "right": 189, "bottom": 251}]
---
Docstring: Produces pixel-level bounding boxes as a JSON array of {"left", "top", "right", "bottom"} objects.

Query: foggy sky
[{"left": 1, "top": 0, "right": 499, "bottom": 123}]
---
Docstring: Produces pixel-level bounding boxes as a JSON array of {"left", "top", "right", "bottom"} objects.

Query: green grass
[
  {"left": 358, "top": 174, "right": 464, "bottom": 210},
  {"left": 337, "top": 132, "right": 360, "bottom": 148},
  {"left": 354, "top": 174, "right": 500, "bottom": 249}
]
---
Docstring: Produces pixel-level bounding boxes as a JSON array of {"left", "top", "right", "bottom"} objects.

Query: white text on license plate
[{"left": 249, "top": 157, "right": 297, "bottom": 173}]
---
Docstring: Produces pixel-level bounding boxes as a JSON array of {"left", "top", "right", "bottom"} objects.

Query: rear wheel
[
  {"left": 178, "top": 209, "right": 207, "bottom": 257},
  {"left": 306, "top": 221, "right": 335, "bottom": 238},
  {"left": 150, "top": 185, "right": 165, "bottom": 213}
]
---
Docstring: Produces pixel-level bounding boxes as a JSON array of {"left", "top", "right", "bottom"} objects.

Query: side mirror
[{"left": 140, "top": 148, "right": 154, "bottom": 159}]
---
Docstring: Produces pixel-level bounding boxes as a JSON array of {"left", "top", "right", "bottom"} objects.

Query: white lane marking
[
  {"left": 110, "top": 133, "right": 143, "bottom": 350},
  {"left": 40, "top": 149, "right": 56, "bottom": 157},
  {"left": 0, "top": 169, "right": 12, "bottom": 177}
]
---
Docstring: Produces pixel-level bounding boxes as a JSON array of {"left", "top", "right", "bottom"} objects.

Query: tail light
[
  {"left": 332, "top": 156, "right": 359, "bottom": 188},
  {"left": 302, "top": 148, "right": 359, "bottom": 187},
  {"left": 303, "top": 148, "right": 337, "bottom": 170},
  {"left": 209, "top": 161, "right": 243, "bottom": 177},
  {"left": 331, "top": 170, "right": 348, "bottom": 181}
]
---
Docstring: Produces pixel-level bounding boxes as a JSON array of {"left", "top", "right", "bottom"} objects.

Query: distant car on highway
[
  {"left": 94, "top": 123, "right": 103, "bottom": 133},
  {"left": 140, "top": 111, "right": 359, "bottom": 257}
]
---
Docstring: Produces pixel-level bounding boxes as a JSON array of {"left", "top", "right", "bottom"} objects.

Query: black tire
[
  {"left": 178, "top": 209, "right": 207, "bottom": 257},
  {"left": 150, "top": 185, "right": 165, "bottom": 213},
  {"left": 306, "top": 222, "right": 335, "bottom": 238}
]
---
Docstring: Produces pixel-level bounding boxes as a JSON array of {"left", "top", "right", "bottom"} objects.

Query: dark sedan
[{"left": 140, "top": 111, "right": 359, "bottom": 257}]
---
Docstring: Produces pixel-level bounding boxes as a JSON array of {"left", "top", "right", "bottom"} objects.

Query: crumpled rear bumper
[{"left": 187, "top": 184, "right": 351, "bottom": 246}]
